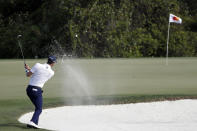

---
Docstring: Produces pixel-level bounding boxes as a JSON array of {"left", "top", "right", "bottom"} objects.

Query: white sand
[{"left": 18, "top": 100, "right": 197, "bottom": 131}]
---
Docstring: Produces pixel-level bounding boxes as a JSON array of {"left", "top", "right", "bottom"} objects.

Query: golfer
[{"left": 25, "top": 56, "right": 56, "bottom": 129}]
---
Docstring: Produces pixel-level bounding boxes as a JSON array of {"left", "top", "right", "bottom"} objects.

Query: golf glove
[{"left": 25, "top": 68, "right": 29, "bottom": 73}]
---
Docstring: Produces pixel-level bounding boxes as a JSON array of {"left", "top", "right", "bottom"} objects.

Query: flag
[{"left": 169, "top": 14, "right": 182, "bottom": 24}]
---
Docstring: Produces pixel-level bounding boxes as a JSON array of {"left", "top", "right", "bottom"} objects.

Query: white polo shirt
[{"left": 29, "top": 63, "right": 54, "bottom": 88}]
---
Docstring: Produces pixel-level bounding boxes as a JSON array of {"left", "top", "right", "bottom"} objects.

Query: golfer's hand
[
  {"left": 25, "top": 64, "right": 31, "bottom": 70},
  {"left": 25, "top": 64, "right": 33, "bottom": 77}
]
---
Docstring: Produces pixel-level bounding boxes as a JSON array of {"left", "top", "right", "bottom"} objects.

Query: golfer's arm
[
  {"left": 25, "top": 64, "right": 33, "bottom": 77},
  {"left": 26, "top": 71, "right": 33, "bottom": 77}
]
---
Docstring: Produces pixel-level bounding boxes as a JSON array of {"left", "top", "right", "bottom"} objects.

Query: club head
[{"left": 17, "top": 35, "right": 22, "bottom": 39}]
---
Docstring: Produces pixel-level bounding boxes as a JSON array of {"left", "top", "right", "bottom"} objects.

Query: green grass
[
  {"left": 0, "top": 58, "right": 197, "bottom": 130},
  {"left": 59, "top": 58, "right": 197, "bottom": 96}
]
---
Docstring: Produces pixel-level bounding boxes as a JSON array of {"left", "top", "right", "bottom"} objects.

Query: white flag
[{"left": 169, "top": 14, "right": 182, "bottom": 24}]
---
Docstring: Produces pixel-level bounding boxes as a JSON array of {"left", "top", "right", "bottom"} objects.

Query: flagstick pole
[{"left": 166, "top": 21, "right": 171, "bottom": 66}]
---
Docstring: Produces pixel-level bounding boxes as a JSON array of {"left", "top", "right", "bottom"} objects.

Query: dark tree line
[{"left": 0, "top": 0, "right": 197, "bottom": 58}]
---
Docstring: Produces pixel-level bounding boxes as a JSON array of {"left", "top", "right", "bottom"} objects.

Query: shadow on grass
[
  {"left": 0, "top": 123, "right": 48, "bottom": 130},
  {"left": 0, "top": 123, "right": 27, "bottom": 129}
]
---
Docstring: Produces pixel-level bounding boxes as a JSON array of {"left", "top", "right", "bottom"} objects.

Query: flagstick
[{"left": 166, "top": 21, "right": 171, "bottom": 66}]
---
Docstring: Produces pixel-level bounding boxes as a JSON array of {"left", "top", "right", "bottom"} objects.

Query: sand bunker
[{"left": 18, "top": 100, "right": 197, "bottom": 131}]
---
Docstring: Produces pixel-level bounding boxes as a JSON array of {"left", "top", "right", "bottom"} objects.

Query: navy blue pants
[{"left": 26, "top": 85, "right": 43, "bottom": 125}]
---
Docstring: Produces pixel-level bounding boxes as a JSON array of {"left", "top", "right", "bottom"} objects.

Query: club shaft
[{"left": 18, "top": 40, "right": 26, "bottom": 65}]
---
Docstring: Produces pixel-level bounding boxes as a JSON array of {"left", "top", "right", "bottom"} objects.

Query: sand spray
[{"left": 60, "top": 57, "right": 95, "bottom": 105}]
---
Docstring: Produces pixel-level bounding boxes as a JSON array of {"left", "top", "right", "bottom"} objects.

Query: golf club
[{"left": 17, "top": 35, "right": 26, "bottom": 66}]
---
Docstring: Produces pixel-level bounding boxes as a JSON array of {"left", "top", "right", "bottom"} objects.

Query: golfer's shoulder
[
  {"left": 45, "top": 64, "right": 54, "bottom": 76},
  {"left": 34, "top": 62, "right": 41, "bottom": 66},
  {"left": 32, "top": 63, "right": 41, "bottom": 69},
  {"left": 34, "top": 63, "right": 42, "bottom": 68},
  {"left": 31, "top": 63, "right": 42, "bottom": 73}
]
